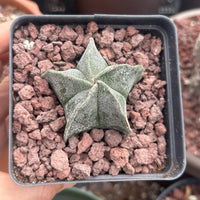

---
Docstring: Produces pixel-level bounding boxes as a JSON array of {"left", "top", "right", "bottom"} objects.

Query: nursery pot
[
  {"left": 156, "top": 177, "right": 200, "bottom": 200},
  {"left": 9, "top": 14, "right": 185, "bottom": 185},
  {"left": 171, "top": 9, "right": 200, "bottom": 179}
]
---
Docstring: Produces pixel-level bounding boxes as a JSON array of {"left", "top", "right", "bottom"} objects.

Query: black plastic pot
[
  {"left": 156, "top": 177, "right": 200, "bottom": 200},
  {"left": 9, "top": 14, "right": 185, "bottom": 185}
]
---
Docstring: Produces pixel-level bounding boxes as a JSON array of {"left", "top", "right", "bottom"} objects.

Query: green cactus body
[{"left": 42, "top": 38, "right": 144, "bottom": 142}]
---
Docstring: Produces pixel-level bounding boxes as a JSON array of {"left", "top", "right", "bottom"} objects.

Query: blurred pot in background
[
  {"left": 33, "top": 0, "right": 181, "bottom": 16},
  {"left": 156, "top": 177, "right": 200, "bottom": 200},
  {"left": 75, "top": 0, "right": 161, "bottom": 14},
  {"left": 171, "top": 9, "right": 200, "bottom": 179}
]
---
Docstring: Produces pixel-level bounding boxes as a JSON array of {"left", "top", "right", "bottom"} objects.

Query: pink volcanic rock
[
  {"left": 13, "top": 148, "right": 27, "bottom": 167},
  {"left": 123, "top": 163, "right": 135, "bottom": 175},
  {"left": 13, "top": 103, "right": 38, "bottom": 132},
  {"left": 36, "top": 109, "right": 57, "bottom": 123},
  {"left": 13, "top": 52, "right": 32, "bottom": 69},
  {"left": 115, "top": 28, "right": 126, "bottom": 42},
  {"left": 59, "top": 25, "right": 77, "bottom": 41},
  {"left": 35, "top": 164, "right": 48, "bottom": 180},
  {"left": 61, "top": 41, "right": 76, "bottom": 62},
  {"left": 28, "top": 23, "right": 39, "bottom": 39},
  {"left": 18, "top": 85, "right": 35, "bottom": 100},
  {"left": 72, "top": 163, "right": 91, "bottom": 180},
  {"left": 126, "top": 26, "right": 138, "bottom": 37},
  {"left": 104, "top": 130, "right": 122, "bottom": 147},
  {"left": 49, "top": 117, "right": 66, "bottom": 132},
  {"left": 86, "top": 21, "right": 98, "bottom": 34},
  {"left": 29, "top": 129, "right": 42, "bottom": 140},
  {"left": 155, "top": 123, "right": 167, "bottom": 136},
  {"left": 110, "top": 147, "right": 129, "bottom": 168},
  {"left": 109, "top": 164, "right": 120, "bottom": 176},
  {"left": 33, "top": 76, "right": 52, "bottom": 95},
  {"left": 37, "top": 59, "right": 53, "bottom": 74},
  {"left": 16, "top": 131, "right": 28, "bottom": 146},
  {"left": 51, "top": 149, "right": 69, "bottom": 171},
  {"left": 77, "top": 132, "right": 93, "bottom": 154},
  {"left": 90, "top": 129, "right": 104, "bottom": 142},
  {"left": 56, "top": 167, "right": 71, "bottom": 180},
  {"left": 130, "top": 34, "right": 144, "bottom": 48},
  {"left": 88, "top": 142, "right": 105, "bottom": 161},
  {"left": 21, "top": 165, "right": 33, "bottom": 177}
]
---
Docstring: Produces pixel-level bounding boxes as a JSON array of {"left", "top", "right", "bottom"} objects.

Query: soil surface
[
  {"left": 174, "top": 16, "right": 200, "bottom": 158},
  {"left": 12, "top": 21, "right": 167, "bottom": 183}
]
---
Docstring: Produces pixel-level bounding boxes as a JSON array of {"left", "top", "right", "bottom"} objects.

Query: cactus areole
[{"left": 42, "top": 38, "right": 144, "bottom": 142}]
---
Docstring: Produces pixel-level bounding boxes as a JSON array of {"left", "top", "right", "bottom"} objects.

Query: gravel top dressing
[{"left": 11, "top": 20, "right": 167, "bottom": 184}]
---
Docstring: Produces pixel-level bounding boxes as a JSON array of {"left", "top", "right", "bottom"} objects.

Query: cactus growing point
[{"left": 42, "top": 38, "right": 144, "bottom": 142}]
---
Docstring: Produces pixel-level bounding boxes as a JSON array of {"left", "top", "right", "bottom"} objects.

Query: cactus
[{"left": 42, "top": 38, "right": 143, "bottom": 142}]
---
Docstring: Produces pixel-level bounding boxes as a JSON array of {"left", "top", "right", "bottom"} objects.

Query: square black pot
[{"left": 9, "top": 14, "right": 186, "bottom": 186}]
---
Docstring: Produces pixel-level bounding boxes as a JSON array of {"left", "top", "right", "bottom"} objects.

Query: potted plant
[
  {"left": 171, "top": 9, "right": 200, "bottom": 179},
  {"left": 9, "top": 14, "right": 185, "bottom": 185}
]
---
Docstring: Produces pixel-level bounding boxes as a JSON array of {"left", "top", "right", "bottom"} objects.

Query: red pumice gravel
[{"left": 11, "top": 21, "right": 167, "bottom": 183}]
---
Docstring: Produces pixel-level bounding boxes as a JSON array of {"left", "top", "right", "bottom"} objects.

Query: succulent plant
[{"left": 42, "top": 38, "right": 143, "bottom": 142}]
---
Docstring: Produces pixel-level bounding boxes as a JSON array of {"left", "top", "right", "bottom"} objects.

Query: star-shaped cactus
[{"left": 42, "top": 38, "right": 143, "bottom": 142}]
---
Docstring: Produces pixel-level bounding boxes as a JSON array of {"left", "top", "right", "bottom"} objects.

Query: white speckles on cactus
[{"left": 42, "top": 38, "right": 144, "bottom": 142}]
